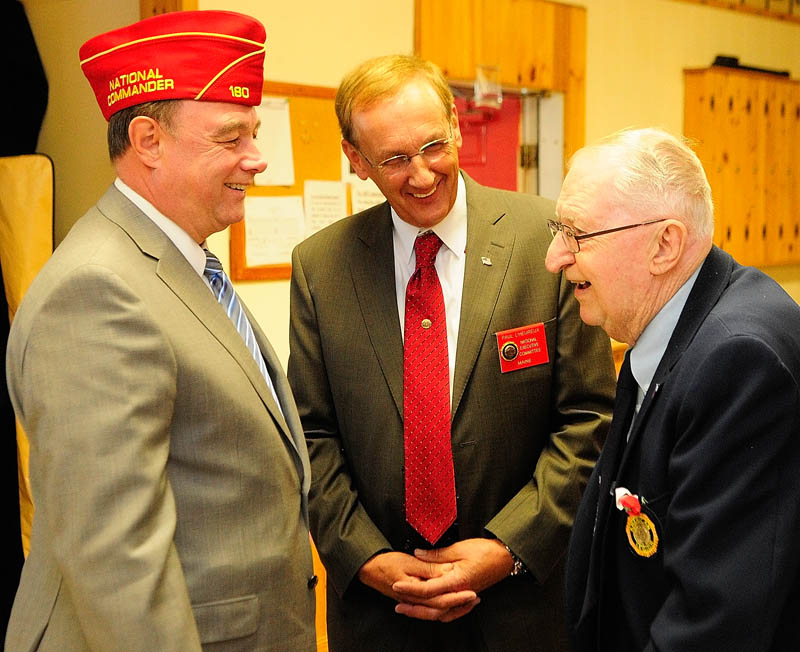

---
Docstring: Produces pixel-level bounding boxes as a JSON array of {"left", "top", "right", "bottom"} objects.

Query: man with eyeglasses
[
  {"left": 287, "top": 54, "right": 616, "bottom": 652},
  {"left": 549, "top": 127, "right": 800, "bottom": 652}
]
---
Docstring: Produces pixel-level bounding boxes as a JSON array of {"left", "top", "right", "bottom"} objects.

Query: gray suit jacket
[
  {"left": 5, "top": 185, "right": 316, "bottom": 651},
  {"left": 288, "top": 174, "right": 616, "bottom": 651}
]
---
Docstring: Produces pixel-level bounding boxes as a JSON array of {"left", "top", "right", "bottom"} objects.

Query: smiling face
[
  {"left": 545, "top": 160, "right": 656, "bottom": 345},
  {"left": 152, "top": 100, "right": 267, "bottom": 242},
  {"left": 342, "top": 78, "right": 462, "bottom": 229}
]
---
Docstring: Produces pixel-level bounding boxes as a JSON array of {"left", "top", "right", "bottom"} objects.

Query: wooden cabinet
[
  {"left": 684, "top": 67, "right": 800, "bottom": 266},
  {"left": 416, "top": 0, "right": 586, "bottom": 164},
  {"left": 416, "top": 0, "right": 583, "bottom": 89}
]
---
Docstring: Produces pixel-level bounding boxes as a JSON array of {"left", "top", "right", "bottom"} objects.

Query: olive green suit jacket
[
  {"left": 288, "top": 174, "right": 615, "bottom": 652},
  {"left": 5, "top": 185, "right": 316, "bottom": 651}
]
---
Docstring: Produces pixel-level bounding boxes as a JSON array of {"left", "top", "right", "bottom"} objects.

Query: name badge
[{"left": 495, "top": 323, "right": 549, "bottom": 373}]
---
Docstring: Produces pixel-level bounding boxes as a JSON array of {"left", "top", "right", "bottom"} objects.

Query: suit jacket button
[{"left": 307, "top": 574, "right": 318, "bottom": 589}]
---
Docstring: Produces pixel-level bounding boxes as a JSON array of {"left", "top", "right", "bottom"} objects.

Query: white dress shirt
[{"left": 629, "top": 265, "right": 702, "bottom": 425}]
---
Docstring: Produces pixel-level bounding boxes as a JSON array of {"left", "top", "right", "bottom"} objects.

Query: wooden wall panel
[
  {"left": 560, "top": 5, "right": 586, "bottom": 163},
  {"left": 501, "top": 1, "right": 557, "bottom": 88},
  {"left": 764, "top": 81, "right": 798, "bottom": 263},
  {"left": 415, "top": 0, "right": 477, "bottom": 81},
  {"left": 687, "top": 71, "right": 717, "bottom": 256},
  {"left": 790, "top": 84, "right": 800, "bottom": 261},
  {"left": 471, "top": 0, "right": 508, "bottom": 82},
  {"left": 685, "top": 67, "right": 800, "bottom": 266}
]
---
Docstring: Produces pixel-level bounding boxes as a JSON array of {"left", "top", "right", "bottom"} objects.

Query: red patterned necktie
[{"left": 403, "top": 232, "right": 457, "bottom": 544}]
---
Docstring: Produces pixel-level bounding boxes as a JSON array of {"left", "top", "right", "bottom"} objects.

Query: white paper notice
[
  {"left": 303, "top": 180, "right": 347, "bottom": 237},
  {"left": 243, "top": 195, "right": 305, "bottom": 266},
  {"left": 350, "top": 177, "right": 386, "bottom": 215},
  {"left": 254, "top": 97, "right": 295, "bottom": 187}
]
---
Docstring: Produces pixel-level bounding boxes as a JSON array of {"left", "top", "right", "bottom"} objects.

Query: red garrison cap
[{"left": 79, "top": 10, "right": 266, "bottom": 121}]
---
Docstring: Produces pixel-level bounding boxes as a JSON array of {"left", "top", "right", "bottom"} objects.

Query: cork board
[{"left": 230, "top": 81, "right": 341, "bottom": 281}]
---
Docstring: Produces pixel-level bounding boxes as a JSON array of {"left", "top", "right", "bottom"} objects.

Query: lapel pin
[
  {"left": 615, "top": 487, "right": 659, "bottom": 558},
  {"left": 481, "top": 256, "right": 492, "bottom": 266}
]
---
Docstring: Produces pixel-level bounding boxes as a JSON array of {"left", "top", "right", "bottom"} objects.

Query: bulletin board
[{"left": 230, "top": 81, "right": 342, "bottom": 281}]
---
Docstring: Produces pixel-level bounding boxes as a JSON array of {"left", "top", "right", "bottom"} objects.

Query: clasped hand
[{"left": 357, "top": 538, "right": 514, "bottom": 622}]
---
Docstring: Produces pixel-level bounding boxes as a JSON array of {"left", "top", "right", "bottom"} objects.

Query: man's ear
[
  {"left": 341, "top": 139, "right": 370, "bottom": 181},
  {"left": 128, "top": 116, "right": 164, "bottom": 169},
  {"left": 449, "top": 103, "right": 463, "bottom": 149},
  {"left": 649, "top": 219, "right": 686, "bottom": 276}
]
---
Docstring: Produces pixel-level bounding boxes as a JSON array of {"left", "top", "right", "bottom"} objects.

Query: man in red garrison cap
[{"left": 5, "top": 11, "right": 316, "bottom": 651}]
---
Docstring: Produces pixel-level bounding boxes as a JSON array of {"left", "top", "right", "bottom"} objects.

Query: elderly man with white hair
[{"left": 549, "top": 127, "right": 800, "bottom": 652}]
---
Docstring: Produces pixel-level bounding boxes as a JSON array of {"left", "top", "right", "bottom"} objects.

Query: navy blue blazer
[{"left": 566, "top": 246, "right": 800, "bottom": 652}]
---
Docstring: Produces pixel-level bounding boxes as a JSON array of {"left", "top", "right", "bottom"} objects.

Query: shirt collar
[
  {"left": 391, "top": 172, "right": 468, "bottom": 266},
  {"left": 630, "top": 265, "right": 702, "bottom": 395},
  {"left": 114, "top": 177, "right": 206, "bottom": 276}
]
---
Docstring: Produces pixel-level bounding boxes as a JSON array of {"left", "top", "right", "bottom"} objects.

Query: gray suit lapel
[
  {"left": 350, "top": 203, "right": 405, "bottom": 417},
  {"left": 245, "top": 303, "right": 311, "bottom": 510},
  {"left": 452, "top": 176, "right": 515, "bottom": 417},
  {"left": 241, "top": 301, "right": 292, "bottom": 434},
  {"left": 97, "top": 186, "right": 295, "bottom": 445}
]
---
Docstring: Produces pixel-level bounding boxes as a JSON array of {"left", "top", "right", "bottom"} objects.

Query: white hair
[{"left": 565, "top": 127, "right": 714, "bottom": 240}]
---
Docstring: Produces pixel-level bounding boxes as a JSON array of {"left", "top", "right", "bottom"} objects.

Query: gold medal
[{"left": 625, "top": 512, "right": 659, "bottom": 557}]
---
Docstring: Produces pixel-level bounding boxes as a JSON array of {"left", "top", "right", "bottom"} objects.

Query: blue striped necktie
[{"left": 203, "top": 249, "right": 282, "bottom": 413}]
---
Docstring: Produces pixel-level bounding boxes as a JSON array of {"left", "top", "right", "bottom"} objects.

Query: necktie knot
[
  {"left": 203, "top": 249, "right": 224, "bottom": 278},
  {"left": 414, "top": 232, "right": 442, "bottom": 270}
]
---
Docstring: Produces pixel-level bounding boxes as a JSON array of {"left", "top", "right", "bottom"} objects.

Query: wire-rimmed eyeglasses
[
  {"left": 357, "top": 133, "right": 454, "bottom": 176},
  {"left": 546, "top": 218, "right": 667, "bottom": 253}
]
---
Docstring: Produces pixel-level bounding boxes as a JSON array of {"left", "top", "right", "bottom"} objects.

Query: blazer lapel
[
  {"left": 157, "top": 252, "right": 295, "bottom": 438},
  {"left": 618, "top": 247, "right": 733, "bottom": 464},
  {"left": 350, "top": 203, "right": 406, "bottom": 416},
  {"left": 97, "top": 186, "right": 295, "bottom": 446},
  {"left": 452, "top": 175, "right": 515, "bottom": 417},
  {"left": 160, "top": 256, "right": 310, "bottom": 504},
  {"left": 576, "top": 248, "right": 733, "bottom": 630},
  {"left": 239, "top": 300, "right": 298, "bottom": 445},
  {"left": 577, "top": 352, "right": 639, "bottom": 623},
  {"left": 246, "top": 304, "right": 311, "bottom": 511}
]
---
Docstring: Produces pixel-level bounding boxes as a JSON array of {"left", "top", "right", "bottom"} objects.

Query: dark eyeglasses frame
[{"left": 546, "top": 218, "right": 667, "bottom": 253}]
